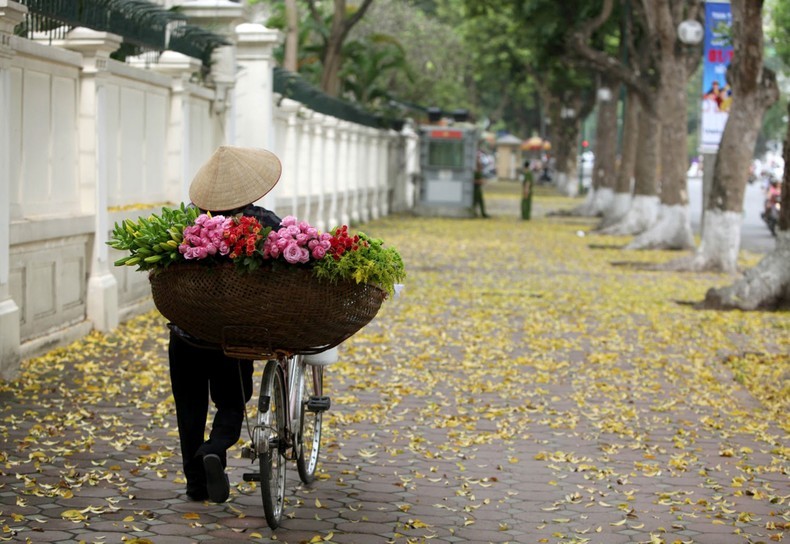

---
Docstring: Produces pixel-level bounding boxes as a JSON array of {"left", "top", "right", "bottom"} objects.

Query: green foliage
[
  {"left": 313, "top": 231, "right": 406, "bottom": 296},
  {"left": 768, "top": 0, "right": 790, "bottom": 65},
  {"left": 107, "top": 204, "right": 199, "bottom": 271},
  {"left": 351, "top": 0, "right": 473, "bottom": 114},
  {"left": 264, "top": 0, "right": 412, "bottom": 117},
  {"left": 340, "top": 33, "right": 413, "bottom": 113}
]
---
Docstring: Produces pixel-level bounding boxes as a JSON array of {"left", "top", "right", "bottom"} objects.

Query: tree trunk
[
  {"left": 284, "top": 0, "right": 299, "bottom": 72},
  {"left": 572, "top": 78, "right": 619, "bottom": 216},
  {"left": 320, "top": 32, "right": 344, "bottom": 97},
  {"left": 668, "top": 0, "right": 779, "bottom": 273},
  {"left": 546, "top": 101, "right": 582, "bottom": 198},
  {"left": 313, "top": 0, "right": 375, "bottom": 97},
  {"left": 626, "top": 2, "right": 697, "bottom": 251},
  {"left": 698, "top": 106, "right": 789, "bottom": 310},
  {"left": 598, "top": 88, "right": 639, "bottom": 229},
  {"left": 600, "top": 98, "right": 659, "bottom": 236}
]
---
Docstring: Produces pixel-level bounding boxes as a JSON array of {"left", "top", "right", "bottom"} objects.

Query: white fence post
[
  {"left": 273, "top": 96, "right": 301, "bottom": 218},
  {"left": 323, "top": 116, "right": 339, "bottom": 229},
  {"left": 348, "top": 127, "right": 361, "bottom": 224},
  {"left": 310, "top": 112, "right": 326, "bottom": 230},
  {"left": 337, "top": 121, "right": 351, "bottom": 226},
  {"left": 62, "top": 28, "right": 125, "bottom": 333},
  {"left": 297, "top": 106, "right": 314, "bottom": 220},
  {"left": 0, "top": 0, "right": 25, "bottom": 379},
  {"left": 369, "top": 129, "right": 381, "bottom": 220},
  {"left": 378, "top": 132, "right": 391, "bottom": 217}
]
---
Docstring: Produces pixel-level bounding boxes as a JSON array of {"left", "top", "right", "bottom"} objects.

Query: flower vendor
[{"left": 169, "top": 146, "right": 282, "bottom": 504}]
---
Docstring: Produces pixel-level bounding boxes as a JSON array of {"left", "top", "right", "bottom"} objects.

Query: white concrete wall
[{"left": 0, "top": 10, "right": 414, "bottom": 378}]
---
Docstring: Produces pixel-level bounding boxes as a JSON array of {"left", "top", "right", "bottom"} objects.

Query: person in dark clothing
[
  {"left": 170, "top": 146, "right": 282, "bottom": 503},
  {"left": 521, "top": 160, "right": 534, "bottom": 221},
  {"left": 473, "top": 147, "right": 490, "bottom": 218}
]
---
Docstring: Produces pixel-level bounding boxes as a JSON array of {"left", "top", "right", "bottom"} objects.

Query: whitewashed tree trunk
[
  {"left": 556, "top": 172, "right": 579, "bottom": 198},
  {"left": 666, "top": 0, "right": 778, "bottom": 273},
  {"left": 598, "top": 89, "right": 638, "bottom": 230},
  {"left": 701, "top": 231, "right": 790, "bottom": 310},
  {"left": 572, "top": 186, "right": 614, "bottom": 217},
  {"left": 599, "top": 194, "right": 659, "bottom": 236},
  {"left": 626, "top": 204, "right": 695, "bottom": 250},
  {"left": 570, "top": 187, "right": 596, "bottom": 215},
  {"left": 572, "top": 78, "right": 618, "bottom": 217},
  {"left": 664, "top": 210, "right": 742, "bottom": 273},
  {"left": 698, "top": 100, "right": 789, "bottom": 309},
  {"left": 598, "top": 191, "right": 632, "bottom": 229},
  {"left": 694, "top": 210, "right": 742, "bottom": 272}
]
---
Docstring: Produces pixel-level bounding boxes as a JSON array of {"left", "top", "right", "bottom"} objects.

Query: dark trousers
[
  {"left": 521, "top": 194, "right": 532, "bottom": 220},
  {"left": 168, "top": 331, "right": 253, "bottom": 489},
  {"left": 473, "top": 183, "right": 488, "bottom": 217}
]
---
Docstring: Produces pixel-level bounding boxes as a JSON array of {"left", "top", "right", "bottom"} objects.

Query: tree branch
[
  {"left": 578, "top": 0, "right": 614, "bottom": 39},
  {"left": 343, "top": 0, "right": 375, "bottom": 32},
  {"left": 305, "top": 0, "right": 323, "bottom": 29}
]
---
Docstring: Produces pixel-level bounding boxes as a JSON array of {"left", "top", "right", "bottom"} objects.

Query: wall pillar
[
  {"left": 147, "top": 51, "right": 203, "bottom": 203},
  {"left": 61, "top": 28, "right": 123, "bottom": 332},
  {"left": 0, "top": 0, "right": 25, "bottom": 379},
  {"left": 234, "top": 22, "right": 282, "bottom": 209},
  {"left": 177, "top": 0, "right": 244, "bottom": 148}
]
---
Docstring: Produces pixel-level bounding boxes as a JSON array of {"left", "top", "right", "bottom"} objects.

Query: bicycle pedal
[
  {"left": 306, "top": 395, "right": 331, "bottom": 412},
  {"left": 242, "top": 472, "right": 261, "bottom": 482}
]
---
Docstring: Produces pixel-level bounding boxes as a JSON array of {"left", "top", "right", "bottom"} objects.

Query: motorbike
[{"left": 761, "top": 198, "right": 781, "bottom": 236}]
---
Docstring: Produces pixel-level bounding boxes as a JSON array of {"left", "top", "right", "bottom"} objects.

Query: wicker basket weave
[{"left": 149, "top": 263, "right": 386, "bottom": 356}]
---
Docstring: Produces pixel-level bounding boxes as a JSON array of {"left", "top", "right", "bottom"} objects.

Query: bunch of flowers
[
  {"left": 226, "top": 215, "right": 266, "bottom": 259},
  {"left": 179, "top": 214, "right": 231, "bottom": 260},
  {"left": 313, "top": 228, "right": 405, "bottom": 296},
  {"left": 326, "top": 225, "right": 366, "bottom": 261},
  {"left": 110, "top": 205, "right": 405, "bottom": 294},
  {"left": 263, "top": 215, "right": 332, "bottom": 264}
]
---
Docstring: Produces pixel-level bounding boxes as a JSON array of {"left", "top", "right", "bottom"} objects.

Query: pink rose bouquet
[
  {"left": 179, "top": 214, "right": 232, "bottom": 260},
  {"left": 263, "top": 215, "right": 332, "bottom": 265}
]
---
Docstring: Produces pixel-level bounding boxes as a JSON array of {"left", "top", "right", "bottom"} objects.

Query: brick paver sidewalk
[{"left": 1, "top": 185, "right": 787, "bottom": 544}]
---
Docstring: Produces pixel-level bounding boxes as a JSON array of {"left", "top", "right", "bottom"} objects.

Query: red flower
[{"left": 225, "top": 216, "right": 265, "bottom": 259}]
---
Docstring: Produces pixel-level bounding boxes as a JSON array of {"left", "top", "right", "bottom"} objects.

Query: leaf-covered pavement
[{"left": 1, "top": 184, "right": 787, "bottom": 544}]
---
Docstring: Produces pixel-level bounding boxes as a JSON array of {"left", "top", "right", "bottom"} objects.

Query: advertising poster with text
[{"left": 700, "top": 1, "right": 733, "bottom": 152}]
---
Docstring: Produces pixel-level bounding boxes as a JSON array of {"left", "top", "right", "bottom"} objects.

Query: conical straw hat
[{"left": 189, "top": 146, "right": 282, "bottom": 212}]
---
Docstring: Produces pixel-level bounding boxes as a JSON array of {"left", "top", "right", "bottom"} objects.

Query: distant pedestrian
[
  {"left": 521, "top": 160, "right": 534, "bottom": 220},
  {"left": 473, "top": 145, "right": 490, "bottom": 218}
]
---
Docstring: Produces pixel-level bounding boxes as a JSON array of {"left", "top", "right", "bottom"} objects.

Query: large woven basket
[{"left": 149, "top": 263, "right": 386, "bottom": 356}]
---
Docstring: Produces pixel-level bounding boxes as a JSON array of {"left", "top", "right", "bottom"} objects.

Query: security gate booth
[{"left": 414, "top": 125, "right": 479, "bottom": 217}]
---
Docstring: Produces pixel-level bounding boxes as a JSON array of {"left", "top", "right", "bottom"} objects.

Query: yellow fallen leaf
[{"left": 61, "top": 510, "right": 86, "bottom": 522}]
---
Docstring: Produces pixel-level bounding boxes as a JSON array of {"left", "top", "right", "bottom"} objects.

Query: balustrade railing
[{"left": 0, "top": 5, "right": 414, "bottom": 378}]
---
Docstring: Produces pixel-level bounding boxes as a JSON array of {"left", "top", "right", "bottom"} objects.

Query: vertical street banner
[{"left": 700, "top": 1, "right": 733, "bottom": 151}]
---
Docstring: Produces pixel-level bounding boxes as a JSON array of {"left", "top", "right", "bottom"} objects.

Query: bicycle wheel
[
  {"left": 257, "top": 360, "right": 287, "bottom": 529},
  {"left": 296, "top": 359, "right": 324, "bottom": 484}
]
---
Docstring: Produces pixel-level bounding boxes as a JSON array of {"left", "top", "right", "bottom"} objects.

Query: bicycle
[
  {"left": 150, "top": 265, "right": 387, "bottom": 528},
  {"left": 222, "top": 328, "right": 333, "bottom": 529}
]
